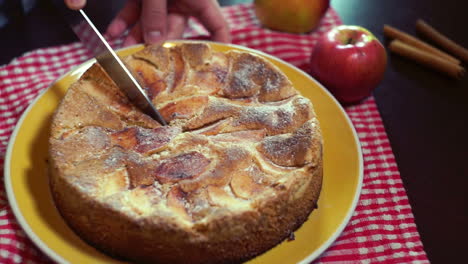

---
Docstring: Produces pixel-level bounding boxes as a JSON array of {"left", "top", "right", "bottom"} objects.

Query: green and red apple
[
  {"left": 254, "top": 0, "right": 330, "bottom": 33},
  {"left": 309, "top": 25, "right": 387, "bottom": 104}
]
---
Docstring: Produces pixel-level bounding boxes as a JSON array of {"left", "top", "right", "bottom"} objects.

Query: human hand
[
  {"left": 64, "top": 0, "right": 85, "bottom": 10},
  {"left": 108, "top": 0, "right": 230, "bottom": 46},
  {"left": 65, "top": 0, "right": 230, "bottom": 46}
]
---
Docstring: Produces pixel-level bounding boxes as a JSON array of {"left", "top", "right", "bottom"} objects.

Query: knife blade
[{"left": 54, "top": 3, "right": 167, "bottom": 126}]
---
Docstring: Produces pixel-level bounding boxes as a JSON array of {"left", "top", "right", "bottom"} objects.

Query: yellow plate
[{"left": 5, "top": 41, "right": 363, "bottom": 264}]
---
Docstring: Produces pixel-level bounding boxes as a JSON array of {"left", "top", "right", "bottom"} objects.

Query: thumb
[
  {"left": 141, "top": 0, "right": 167, "bottom": 44},
  {"left": 64, "top": 0, "right": 86, "bottom": 10}
]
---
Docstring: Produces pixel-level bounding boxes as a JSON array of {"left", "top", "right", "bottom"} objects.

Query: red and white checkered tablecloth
[{"left": 0, "top": 3, "right": 429, "bottom": 264}]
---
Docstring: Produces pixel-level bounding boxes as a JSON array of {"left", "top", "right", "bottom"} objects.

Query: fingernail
[
  {"left": 71, "top": 0, "right": 84, "bottom": 5},
  {"left": 67, "top": 0, "right": 85, "bottom": 9},
  {"left": 145, "top": 31, "right": 163, "bottom": 44}
]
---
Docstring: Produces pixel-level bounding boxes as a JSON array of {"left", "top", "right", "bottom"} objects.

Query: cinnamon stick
[
  {"left": 416, "top": 19, "right": 468, "bottom": 64},
  {"left": 388, "top": 40, "right": 465, "bottom": 79},
  {"left": 383, "top": 25, "right": 460, "bottom": 65}
]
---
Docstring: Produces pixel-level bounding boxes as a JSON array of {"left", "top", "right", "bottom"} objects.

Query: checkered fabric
[{"left": 0, "top": 3, "right": 429, "bottom": 264}]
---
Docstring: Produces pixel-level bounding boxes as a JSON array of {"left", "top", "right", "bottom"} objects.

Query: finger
[
  {"left": 64, "top": 0, "right": 86, "bottom": 10},
  {"left": 123, "top": 23, "right": 143, "bottom": 47},
  {"left": 192, "top": 0, "right": 230, "bottom": 43},
  {"left": 141, "top": 0, "right": 167, "bottom": 44},
  {"left": 166, "top": 13, "right": 187, "bottom": 40},
  {"left": 105, "top": 0, "right": 141, "bottom": 39}
]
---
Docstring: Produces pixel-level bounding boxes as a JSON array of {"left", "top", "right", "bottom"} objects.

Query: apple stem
[{"left": 346, "top": 38, "right": 354, "bottom": 45}]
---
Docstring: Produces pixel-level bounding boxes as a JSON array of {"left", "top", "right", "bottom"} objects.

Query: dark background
[{"left": 1, "top": 0, "right": 467, "bottom": 263}]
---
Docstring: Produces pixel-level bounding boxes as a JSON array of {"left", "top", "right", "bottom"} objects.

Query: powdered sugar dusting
[
  {"left": 104, "top": 148, "right": 127, "bottom": 168},
  {"left": 138, "top": 126, "right": 180, "bottom": 146},
  {"left": 124, "top": 126, "right": 182, "bottom": 154},
  {"left": 258, "top": 120, "right": 319, "bottom": 167},
  {"left": 81, "top": 126, "right": 109, "bottom": 149},
  {"left": 236, "top": 96, "right": 299, "bottom": 134}
]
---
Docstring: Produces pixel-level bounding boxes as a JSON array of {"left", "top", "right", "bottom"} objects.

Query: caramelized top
[{"left": 50, "top": 43, "right": 322, "bottom": 226}]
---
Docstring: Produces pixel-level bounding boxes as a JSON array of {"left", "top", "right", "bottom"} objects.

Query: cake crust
[{"left": 49, "top": 43, "right": 323, "bottom": 264}]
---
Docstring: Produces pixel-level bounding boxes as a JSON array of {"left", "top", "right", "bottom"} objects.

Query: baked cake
[{"left": 49, "top": 42, "right": 323, "bottom": 264}]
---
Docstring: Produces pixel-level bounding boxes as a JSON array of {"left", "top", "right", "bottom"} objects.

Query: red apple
[
  {"left": 309, "top": 25, "right": 387, "bottom": 104},
  {"left": 254, "top": 0, "right": 330, "bottom": 34}
]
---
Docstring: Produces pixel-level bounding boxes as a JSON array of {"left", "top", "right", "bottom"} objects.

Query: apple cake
[{"left": 48, "top": 42, "right": 323, "bottom": 264}]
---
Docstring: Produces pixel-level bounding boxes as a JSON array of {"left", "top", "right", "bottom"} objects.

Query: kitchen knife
[{"left": 55, "top": 3, "right": 167, "bottom": 126}]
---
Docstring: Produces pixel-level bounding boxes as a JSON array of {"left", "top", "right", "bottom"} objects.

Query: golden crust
[{"left": 49, "top": 42, "right": 323, "bottom": 264}]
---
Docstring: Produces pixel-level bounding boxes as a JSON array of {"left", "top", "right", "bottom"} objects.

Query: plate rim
[
  {"left": 4, "top": 41, "right": 363, "bottom": 264},
  {"left": 4, "top": 64, "right": 85, "bottom": 264}
]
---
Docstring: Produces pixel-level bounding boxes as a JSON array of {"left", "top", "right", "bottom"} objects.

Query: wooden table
[
  {"left": 333, "top": 2, "right": 468, "bottom": 264},
  {"left": 1, "top": 1, "right": 466, "bottom": 263}
]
